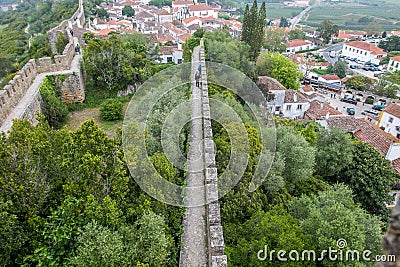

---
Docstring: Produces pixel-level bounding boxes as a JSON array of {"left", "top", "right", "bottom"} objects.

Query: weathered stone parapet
[
  {"left": 212, "top": 256, "right": 228, "bottom": 267},
  {"left": 198, "top": 40, "right": 227, "bottom": 266},
  {"left": 376, "top": 203, "right": 400, "bottom": 267},
  {"left": 59, "top": 72, "right": 85, "bottom": 104},
  {"left": 21, "top": 90, "right": 42, "bottom": 126}
]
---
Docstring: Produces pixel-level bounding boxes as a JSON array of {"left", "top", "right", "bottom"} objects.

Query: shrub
[
  {"left": 55, "top": 33, "right": 69, "bottom": 54},
  {"left": 39, "top": 76, "right": 68, "bottom": 128},
  {"left": 365, "top": 98, "right": 374, "bottom": 105},
  {"left": 100, "top": 98, "right": 123, "bottom": 121}
]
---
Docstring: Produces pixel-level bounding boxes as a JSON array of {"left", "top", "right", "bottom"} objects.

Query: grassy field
[
  {"left": 266, "top": 3, "right": 304, "bottom": 19},
  {"left": 302, "top": 1, "right": 400, "bottom": 30},
  {"left": 0, "top": 23, "right": 8, "bottom": 33}
]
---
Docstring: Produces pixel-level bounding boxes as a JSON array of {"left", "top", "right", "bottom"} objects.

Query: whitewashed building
[{"left": 342, "top": 41, "right": 387, "bottom": 65}]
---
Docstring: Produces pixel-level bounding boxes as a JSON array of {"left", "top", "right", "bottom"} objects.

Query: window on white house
[
  {"left": 286, "top": 105, "right": 291, "bottom": 110},
  {"left": 167, "top": 57, "right": 173, "bottom": 62},
  {"left": 365, "top": 52, "right": 367, "bottom": 55},
  {"left": 297, "top": 104, "right": 302, "bottom": 110},
  {"left": 389, "top": 117, "right": 394, "bottom": 123}
]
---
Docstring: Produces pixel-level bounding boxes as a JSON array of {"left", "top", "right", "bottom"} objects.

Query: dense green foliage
[
  {"left": 379, "top": 36, "right": 400, "bottom": 52},
  {"left": 256, "top": 51, "right": 302, "bottom": 90},
  {"left": 39, "top": 75, "right": 68, "bottom": 129},
  {"left": 345, "top": 76, "right": 373, "bottom": 91},
  {"left": 55, "top": 32, "right": 68, "bottom": 55},
  {"left": 327, "top": 61, "right": 347, "bottom": 78},
  {"left": 241, "top": 0, "right": 266, "bottom": 60},
  {"left": 288, "top": 29, "right": 306, "bottom": 40},
  {"left": 0, "top": 118, "right": 184, "bottom": 266},
  {"left": 264, "top": 28, "right": 287, "bottom": 53},
  {"left": 182, "top": 35, "right": 200, "bottom": 62},
  {"left": 149, "top": 0, "right": 172, "bottom": 7},
  {"left": 318, "top": 20, "right": 340, "bottom": 44},
  {"left": 122, "top": 5, "right": 135, "bottom": 17},
  {"left": 100, "top": 98, "right": 123, "bottom": 121},
  {"left": 84, "top": 34, "right": 151, "bottom": 92},
  {"left": 0, "top": 0, "right": 77, "bottom": 82}
]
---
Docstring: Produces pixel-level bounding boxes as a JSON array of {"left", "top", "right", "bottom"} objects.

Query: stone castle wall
[
  {"left": 0, "top": 0, "right": 85, "bottom": 127},
  {"left": 199, "top": 44, "right": 228, "bottom": 267}
]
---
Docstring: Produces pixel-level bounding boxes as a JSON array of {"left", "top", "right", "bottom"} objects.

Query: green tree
[
  {"left": 327, "top": 60, "right": 347, "bottom": 78},
  {"left": 335, "top": 142, "right": 399, "bottom": 220},
  {"left": 241, "top": 0, "right": 267, "bottom": 61},
  {"left": 96, "top": 7, "right": 109, "bottom": 20},
  {"left": 279, "top": 17, "right": 289, "bottom": 28},
  {"left": 276, "top": 126, "right": 315, "bottom": 192},
  {"left": 379, "top": 35, "right": 400, "bottom": 52},
  {"left": 84, "top": 35, "right": 150, "bottom": 91},
  {"left": 318, "top": 20, "right": 339, "bottom": 44},
  {"left": 288, "top": 29, "right": 306, "bottom": 40},
  {"left": 226, "top": 206, "right": 314, "bottom": 267},
  {"left": 264, "top": 27, "right": 287, "bottom": 53},
  {"left": 55, "top": 33, "right": 68, "bottom": 54},
  {"left": 71, "top": 221, "right": 125, "bottom": 267},
  {"left": 182, "top": 35, "right": 200, "bottom": 62},
  {"left": 345, "top": 75, "right": 373, "bottom": 91},
  {"left": 256, "top": 51, "right": 302, "bottom": 90},
  {"left": 288, "top": 184, "right": 384, "bottom": 266},
  {"left": 315, "top": 128, "right": 354, "bottom": 177},
  {"left": 100, "top": 98, "right": 123, "bottom": 121},
  {"left": 122, "top": 5, "right": 135, "bottom": 17}
]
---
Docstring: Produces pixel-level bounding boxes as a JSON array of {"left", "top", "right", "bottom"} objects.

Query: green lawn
[{"left": 266, "top": 3, "right": 304, "bottom": 20}]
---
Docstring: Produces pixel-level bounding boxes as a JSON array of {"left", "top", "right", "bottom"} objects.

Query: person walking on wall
[{"left": 195, "top": 71, "right": 200, "bottom": 87}]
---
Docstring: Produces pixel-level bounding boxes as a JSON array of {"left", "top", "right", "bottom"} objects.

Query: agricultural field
[
  {"left": 266, "top": 3, "right": 303, "bottom": 19},
  {"left": 303, "top": 0, "right": 400, "bottom": 30}
]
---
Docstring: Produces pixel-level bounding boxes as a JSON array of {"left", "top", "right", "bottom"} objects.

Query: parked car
[
  {"left": 372, "top": 104, "right": 385, "bottom": 111},
  {"left": 350, "top": 65, "right": 357, "bottom": 69},
  {"left": 361, "top": 110, "right": 379, "bottom": 116},
  {"left": 341, "top": 98, "right": 358, "bottom": 105},
  {"left": 347, "top": 108, "right": 355, "bottom": 115}
]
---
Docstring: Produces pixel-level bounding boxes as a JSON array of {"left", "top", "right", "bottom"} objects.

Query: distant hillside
[{"left": 0, "top": 0, "right": 19, "bottom": 5}]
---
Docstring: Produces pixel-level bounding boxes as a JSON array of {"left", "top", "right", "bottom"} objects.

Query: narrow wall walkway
[
  {"left": 0, "top": 47, "right": 82, "bottom": 133},
  {"left": 179, "top": 44, "right": 208, "bottom": 267}
]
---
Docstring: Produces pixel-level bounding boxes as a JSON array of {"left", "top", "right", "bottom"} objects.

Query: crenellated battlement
[{"left": 0, "top": 0, "right": 85, "bottom": 130}]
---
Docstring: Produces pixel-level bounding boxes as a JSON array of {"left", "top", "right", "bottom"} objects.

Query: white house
[
  {"left": 285, "top": 39, "right": 314, "bottom": 55},
  {"left": 257, "top": 76, "right": 310, "bottom": 119},
  {"left": 189, "top": 4, "right": 218, "bottom": 19},
  {"left": 342, "top": 41, "right": 387, "bottom": 65},
  {"left": 182, "top": 16, "right": 202, "bottom": 27},
  {"left": 159, "top": 45, "right": 183, "bottom": 64},
  {"left": 318, "top": 74, "right": 341, "bottom": 84},
  {"left": 378, "top": 103, "right": 400, "bottom": 139},
  {"left": 388, "top": 56, "right": 400, "bottom": 72}
]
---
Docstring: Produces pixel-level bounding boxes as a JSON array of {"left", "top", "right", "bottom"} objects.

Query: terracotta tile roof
[
  {"left": 301, "top": 85, "right": 313, "bottom": 93},
  {"left": 257, "top": 76, "right": 286, "bottom": 91},
  {"left": 327, "top": 117, "right": 399, "bottom": 156},
  {"left": 391, "top": 56, "right": 400, "bottom": 62},
  {"left": 135, "top": 11, "right": 154, "bottom": 19},
  {"left": 177, "top": 33, "right": 192, "bottom": 42},
  {"left": 189, "top": 3, "right": 213, "bottom": 11},
  {"left": 383, "top": 103, "right": 400, "bottom": 118},
  {"left": 157, "top": 34, "right": 175, "bottom": 43},
  {"left": 172, "top": 0, "right": 194, "bottom": 6},
  {"left": 159, "top": 45, "right": 178, "bottom": 55},
  {"left": 305, "top": 100, "right": 342, "bottom": 120},
  {"left": 183, "top": 16, "right": 200, "bottom": 24},
  {"left": 286, "top": 39, "right": 311, "bottom": 48},
  {"left": 392, "top": 158, "right": 400, "bottom": 175},
  {"left": 284, "top": 90, "right": 309, "bottom": 103},
  {"left": 320, "top": 74, "right": 340, "bottom": 81},
  {"left": 95, "top": 28, "right": 116, "bottom": 36},
  {"left": 346, "top": 41, "right": 387, "bottom": 55},
  {"left": 188, "top": 24, "right": 200, "bottom": 31},
  {"left": 336, "top": 33, "right": 352, "bottom": 39}
]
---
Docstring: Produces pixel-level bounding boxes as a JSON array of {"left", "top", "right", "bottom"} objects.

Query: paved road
[
  {"left": 290, "top": 0, "right": 318, "bottom": 29},
  {"left": 179, "top": 45, "right": 208, "bottom": 267},
  {"left": 322, "top": 43, "right": 343, "bottom": 64}
]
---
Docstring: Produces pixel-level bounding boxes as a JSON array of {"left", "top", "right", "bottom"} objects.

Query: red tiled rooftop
[
  {"left": 391, "top": 56, "right": 400, "bottom": 62},
  {"left": 346, "top": 41, "right": 387, "bottom": 55},
  {"left": 286, "top": 39, "right": 311, "bottom": 48},
  {"left": 383, "top": 103, "right": 400, "bottom": 118},
  {"left": 257, "top": 76, "right": 286, "bottom": 91},
  {"left": 327, "top": 117, "right": 399, "bottom": 156},
  {"left": 305, "top": 100, "right": 342, "bottom": 120},
  {"left": 321, "top": 74, "right": 340, "bottom": 81},
  {"left": 189, "top": 3, "right": 213, "bottom": 11}
]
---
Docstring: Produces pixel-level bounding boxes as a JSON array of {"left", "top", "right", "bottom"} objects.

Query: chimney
[
  {"left": 326, "top": 112, "right": 330, "bottom": 120},
  {"left": 178, "top": 43, "right": 182, "bottom": 50},
  {"left": 320, "top": 102, "right": 323, "bottom": 109},
  {"left": 293, "top": 92, "right": 298, "bottom": 102}
]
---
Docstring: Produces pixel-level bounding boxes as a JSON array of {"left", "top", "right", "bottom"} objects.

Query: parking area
[{"left": 316, "top": 89, "right": 375, "bottom": 119}]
